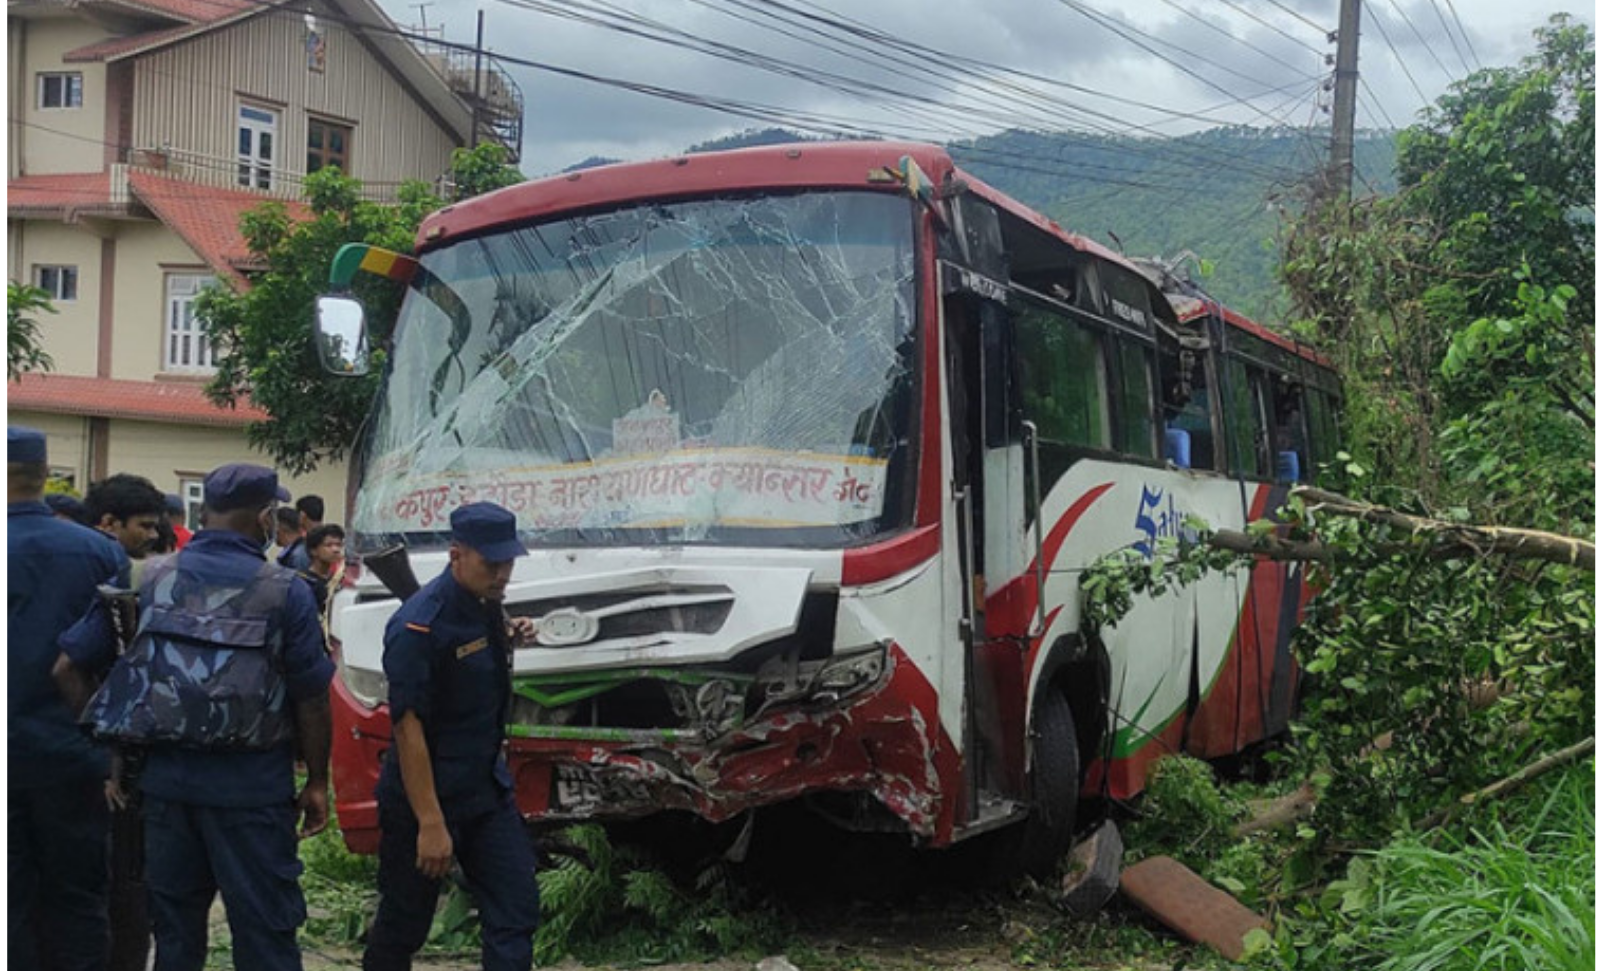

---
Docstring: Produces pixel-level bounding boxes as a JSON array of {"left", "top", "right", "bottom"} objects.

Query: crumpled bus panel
[{"left": 509, "top": 643, "right": 962, "bottom": 843}]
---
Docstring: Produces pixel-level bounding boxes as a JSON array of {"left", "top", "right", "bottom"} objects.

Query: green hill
[{"left": 681, "top": 126, "right": 1398, "bottom": 322}]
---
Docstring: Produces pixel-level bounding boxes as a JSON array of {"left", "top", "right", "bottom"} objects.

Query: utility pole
[
  {"left": 1327, "top": 0, "right": 1361, "bottom": 201},
  {"left": 471, "top": 9, "right": 484, "bottom": 151}
]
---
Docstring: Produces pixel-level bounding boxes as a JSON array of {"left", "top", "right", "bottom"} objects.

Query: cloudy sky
[{"left": 373, "top": 0, "right": 1596, "bottom": 177}]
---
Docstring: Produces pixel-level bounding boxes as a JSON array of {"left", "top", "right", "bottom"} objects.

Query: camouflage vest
[{"left": 84, "top": 557, "right": 297, "bottom": 751}]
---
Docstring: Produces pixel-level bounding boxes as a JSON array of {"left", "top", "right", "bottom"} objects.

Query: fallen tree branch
[
  {"left": 1232, "top": 782, "right": 1317, "bottom": 838},
  {"left": 1290, "top": 486, "right": 1595, "bottom": 571},
  {"left": 1414, "top": 737, "right": 1595, "bottom": 831}
]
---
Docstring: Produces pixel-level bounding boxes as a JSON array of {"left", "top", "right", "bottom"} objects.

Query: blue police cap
[
  {"left": 203, "top": 463, "right": 291, "bottom": 511},
  {"left": 449, "top": 501, "right": 527, "bottom": 562},
  {"left": 45, "top": 493, "right": 87, "bottom": 520},
  {"left": 164, "top": 493, "right": 185, "bottom": 515},
  {"left": 8, "top": 426, "right": 47, "bottom": 464}
]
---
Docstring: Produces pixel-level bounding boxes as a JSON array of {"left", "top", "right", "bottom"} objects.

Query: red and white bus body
[{"left": 325, "top": 142, "right": 1341, "bottom": 857}]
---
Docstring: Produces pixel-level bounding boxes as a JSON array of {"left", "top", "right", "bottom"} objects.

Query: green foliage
[
  {"left": 1281, "top": 17, "right": 1593, "bottom": 512},
  {"left": 7, "top": 280, "right": 56, "bottom": 381},
  {"left": 1280, "top": 762, "right": 1594, "bottom": 970},
  {"left": 299, "top": 824, "right": 378, "bottom": 948},
  {"left": 1120, "top": 756, "right": 1244, "bottom": 875},
  {"left": 199, "top": 149, "right": 523, "bottom": 474},
  {"left": 534, "top": 824, "right": 783, "bottom": 966},
  {"left": 449, "top": 142, "right": 525, "bottom": 199}
]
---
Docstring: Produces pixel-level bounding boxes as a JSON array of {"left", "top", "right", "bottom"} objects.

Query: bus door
[{"left": 939, "top": 195, "right": 1028, "bottom": 825}]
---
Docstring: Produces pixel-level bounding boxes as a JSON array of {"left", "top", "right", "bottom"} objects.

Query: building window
[
  {"left": 33, "top": 264, "right": 78, "bottom": 301},
  {"left": 164, "top": 273, "right": 218, "bottom": 372},
  {"left": 180, "top": 477, "right": 205, "bottom": 528},
  {"left": 237, "top": 103, "right": 278, "bottom": 189},
  {"left": 306, "top": 119, "right": 351, "bottom": 175},
  {"left": 38, "top": 72, "right": 83, "bottom": 109}
]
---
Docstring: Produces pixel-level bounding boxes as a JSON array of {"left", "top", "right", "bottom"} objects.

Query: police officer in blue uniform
[
  {"left": 55, "top": 463, "right": 335, "bottom": 971},
  {"left": 9, "top": 426, "right": 124, "bottom": 971},
  {"left": 363, "top": 501, "right": 541, "bottom": 971}
]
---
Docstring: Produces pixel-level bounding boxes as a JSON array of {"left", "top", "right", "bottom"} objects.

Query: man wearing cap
[
  {"left": 363, "top": 501, "right": 541, "bottom": 971},
  {"left": 9, "top": 427, "right": 124, "bottom": 970},
  {"left": 53, "top": 462, "right": 335, "bottom": 971}
]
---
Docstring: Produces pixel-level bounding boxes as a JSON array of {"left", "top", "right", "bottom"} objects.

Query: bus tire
[{"left": 1020, "top": 687, "right": 1080, "bottom": 879}]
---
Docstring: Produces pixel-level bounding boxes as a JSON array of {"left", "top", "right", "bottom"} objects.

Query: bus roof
[
  {"left": 416, "top": 140, "right": 959, "bottom": 249},
  {"left": 1172, "top": 299, "right": 1334, "bottom": 369},
  {"left": 417, "top": 141, "right": 1164, "bottom": 282}
]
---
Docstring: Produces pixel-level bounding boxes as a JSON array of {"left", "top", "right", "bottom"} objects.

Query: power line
[
  {"left": 1051, "top": 0, "right": 1308, "bottom": 130},
  {"left": 1361, "top": 0, "right": 1431, "bottom": 110},
  {"left": 1384, "top": 0, "right": 1456, "bottom": 83},
  {"left": 1440, "top": 0, "right": 1483, "bottom": 69},
  {"left": 1263, "top": 0, "right": 1331, "bottom": 36},
  {"left": 1209, "top": 0, "right": 1327, "bottom": 56},
  {"left": 1157, "top": 0, "right": 1316, "bottom": 78},
  {"left": 1423, "top": 0, "right": 1474, "bottom": 76},
  {"left": 502, "top": 0, "right": 1303, "bottom": 186},
  {"left": 698, "top": 0, "right": 1314, "bottom": 180},
  {"left": 1358, "top": 77, "right": 1399, "bottom": 130}
]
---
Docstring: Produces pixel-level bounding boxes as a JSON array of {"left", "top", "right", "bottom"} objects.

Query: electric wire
[
  {"left": 1157, "top": 0, "right": 1316, "bottom": 78},
  {"left": 1209, "top": 0, "right": 1327, "bottom": 56},
  {"left": 1384, "top": 0, "right": 1456, "bottom": 83},
  {"left": 1424, "top": 0, "right": 1475, "bottom": 75},
  {"left": 1358, "top": 77, "right": 1399, "bottom": 129},
  {"left": 1361, "top": 0, "right": 1432, "bottom": 109},
  {"left": 1440, "top": 0, "right": 1483, "bottom": 69},
  {"left": 1054, "top": 0, "right": 1315, "bottom": 119},
  {"left": 1263, "top": 0, "right": 1331, "bottom": 36},
  {"left": 710, "top": 0, "right": 1313, "bottom": 180}
]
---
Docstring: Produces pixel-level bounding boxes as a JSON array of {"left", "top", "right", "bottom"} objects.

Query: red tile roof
[
  {"left": 127, "top": 170, "right": 311, "bottom": 289},
  {"left": 65, "top": 23, "right": 201, "bottom": 62},
  {"left": 108, "top": 0, "right": 255, "bottom": 25},
  {"left": 7, "top": 172, "right": 117, "bottom": 213},
  {"left": 8, "top": 373, "right": 268, "bottom": 427}
]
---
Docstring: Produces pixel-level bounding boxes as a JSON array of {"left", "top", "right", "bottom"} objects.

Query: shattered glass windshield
[{"left": 352, "top": 191, "right": 920, "bottom": 550}]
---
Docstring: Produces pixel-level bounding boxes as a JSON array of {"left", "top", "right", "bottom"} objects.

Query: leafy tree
[
  {"left": 199, "top": 144, "right": 522, "bottom": 474},
  {"left": 1281, "top": 16, "right": 1593, "bottom": 520},
  {"left": 8, "top": 280, "right": 56, "bottom": 381}
]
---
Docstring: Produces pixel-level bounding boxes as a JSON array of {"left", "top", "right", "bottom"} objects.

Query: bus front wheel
[{"left": 1020, "top": 687, "right": 1080, "bottom": 879}]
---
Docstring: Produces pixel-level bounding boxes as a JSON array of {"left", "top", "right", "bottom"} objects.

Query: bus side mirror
[{"left": 314, "top": 294, "right": 370, "bottom": 376}]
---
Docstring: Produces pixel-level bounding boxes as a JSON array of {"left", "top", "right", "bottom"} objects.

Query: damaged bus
[{"left": 314, "top": 141, "right": 1341, "bottom": 874}]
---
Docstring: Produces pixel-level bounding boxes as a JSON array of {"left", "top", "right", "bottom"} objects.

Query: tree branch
[{"left": 1414, "top": 737, "right": 1595, "bottom": 831}]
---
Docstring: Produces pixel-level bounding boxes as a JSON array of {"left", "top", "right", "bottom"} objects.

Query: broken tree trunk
[{"left": 1203, "top": 486, "right": 1594, "bottom": 571}]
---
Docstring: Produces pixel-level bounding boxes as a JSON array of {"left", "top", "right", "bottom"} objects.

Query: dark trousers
[
  {"left": 8, "top": 779, "right": 111, "bottom": 971},
  {"left": 363, "top": 796, "right": 540, "bottom": 971},
  {"left": 143, "top": 797, "right": 306, "bottom": 971}
]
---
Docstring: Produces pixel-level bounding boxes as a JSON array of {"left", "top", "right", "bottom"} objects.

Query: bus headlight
[{"left": 339, "top": 661, "right": 389, "bottom": 709}]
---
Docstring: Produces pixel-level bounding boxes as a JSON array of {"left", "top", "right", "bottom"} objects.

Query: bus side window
[
  {"left": 1303, "top": 387, "right": 1338, "bottom": 468},
  {"left": 1223, "top": 360, "right": 1274, "bottom": 478},
  {"left": 1014, "top": 303, "right": 1110, "bottom": 485},
  {"left": 1114, "top": 339, "right": 1157, "bottom": 459},
  {"left": 1160, "top": 343, "right": 1216, "bottom": 471},
  {"left": 1272, "top": 378, "right": 1309, "bottom": 482}
]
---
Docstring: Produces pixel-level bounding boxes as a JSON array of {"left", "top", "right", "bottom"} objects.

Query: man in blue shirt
[
  {"left": 9, "top": 426, "right": 124, "bottom": 971},
  {"left": 363, "top": 501, "right": 541, "bottom": 971},
  {"left": 55, "top": 463, "right": 335, "bottom": 971}
]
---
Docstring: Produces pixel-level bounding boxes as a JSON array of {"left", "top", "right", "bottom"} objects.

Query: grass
[{"left": 1332, "top": 761, "right": 1594, "bottom": 971}]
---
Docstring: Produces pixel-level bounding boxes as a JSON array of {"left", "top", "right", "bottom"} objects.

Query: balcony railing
[{"left": 124, "top": 146, "right": 440, "bottom": 204}]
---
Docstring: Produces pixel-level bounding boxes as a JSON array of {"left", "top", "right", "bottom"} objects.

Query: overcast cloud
[{"left": 374, "top": 0, "right": 1596, "bottom": 177}]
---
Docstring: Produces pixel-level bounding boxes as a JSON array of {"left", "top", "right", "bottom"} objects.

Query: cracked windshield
[{"left": 353, "top": 191, "right": 918, "bottom": 549}]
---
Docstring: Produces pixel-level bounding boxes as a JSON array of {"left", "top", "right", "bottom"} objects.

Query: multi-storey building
[{"left": 7, "top": 0, "right": 522, "bottom": 523}]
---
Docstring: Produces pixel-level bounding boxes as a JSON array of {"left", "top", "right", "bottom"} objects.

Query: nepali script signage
[{"left": 358, "top": 448, "right": 889, "bottom": 533}]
